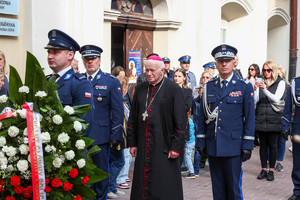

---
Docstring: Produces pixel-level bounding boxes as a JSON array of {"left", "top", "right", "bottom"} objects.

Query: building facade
[{"left": 0, "top": 0, "right": 295, "bottom": 82}]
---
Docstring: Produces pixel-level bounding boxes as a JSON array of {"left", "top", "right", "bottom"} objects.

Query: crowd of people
[{"left": 1, "top": 28, "right": 299, "bottom": 200}]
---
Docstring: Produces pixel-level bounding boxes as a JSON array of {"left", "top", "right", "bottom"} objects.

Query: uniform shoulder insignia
[
  {"left": 73, "top": 73, "right": 86, "bottom": 80},
  {"left": 294, "top": 76, "right": 300, "bottom": 80},
  {"left": 237, "top": 77, "right": 249, "bottom": 84},
  {"left": 207, "top": 76, "right": 217, "bottom": 83}
]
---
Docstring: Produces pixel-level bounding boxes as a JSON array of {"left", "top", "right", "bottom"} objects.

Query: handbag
[{"left": 269, "top": 99, "right": 285, "bottom": 113}]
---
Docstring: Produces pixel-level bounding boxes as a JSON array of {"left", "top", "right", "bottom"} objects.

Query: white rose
[
  {"left": 6, "top": 164, "right": 13, "bottom": 172},
  {"left": 51, "top": 145, "right": 57, "bottom": 152},
  {"left": 28, "top": 155, "right": 31, "bottom": 163},
  {"left": 53, "top": 157, "right": 62, "bottom": 168},
  {"left": 77, "top": 159, "right": 86, "bottom": 169},
  {"left": 0, "top": 136, "right": 6, "bottom": 147},
  {"left": 45, "top": 145, "right": 52, "bottom": 153},
  {"left": 65, "top": 150, "right": 75, "bottom": 160},
  {"left": 58, "top": 132, "right": 69, "bottom": 144},
  {"left": 0, "top": 152, "right": 4, "bottom": 158},
  {"left": 52, "top": 115, "right": 63, "bottom": 125},
  {"left": 23, "top": 128, "right": 28, "bottom": 136},
  {"left": 19, "top": 144, "right": 29, "bottom": 155},
  {"left": 17, "top": 109, "right": 27, "bottom": 119},
  {"left": 73, "top": 121, "right": 82, "bottom": 132},
  {"left": 23, "top": 137, "right": 28, "bottom": 144},
  {"left": 35, "top": 91, "right": 47, "bottom": 98},
  {"left": 17, "top": 160, "right": 29, "bottom": 172},
  {"left": 0, "top": 95, "right": 8, "bottom": 103},
  {"left": 0, "top": 121, "right": 2, "bottom": 129},
  {"left": 75, "top": 139, "right": 85, "bottom": 150},
  {"left": 6, "top": 146, "right": 17, "bottom": 157},
  {"left": 0, "top": 156, "right": 7, "bottom": 166},
  {"left": 41, "top": 132, "right": 51, "bottom": 143},
  {"left": 18, "top": 86, "right": 29, "bottom": 93},
  {"left": 64, "top": 105, "right": 74, "bottom": 115},
  {"left": 8, "top": 126, "right": 19, "bottom": 137}
]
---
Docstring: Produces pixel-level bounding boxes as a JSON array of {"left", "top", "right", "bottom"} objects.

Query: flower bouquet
[{"left": 0, "top": 52, "right": 108, "bottom": 200}]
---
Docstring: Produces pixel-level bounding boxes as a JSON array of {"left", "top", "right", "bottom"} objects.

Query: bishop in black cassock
[{"left": 127, "top": 55, "right": 186, "bottom": 200}]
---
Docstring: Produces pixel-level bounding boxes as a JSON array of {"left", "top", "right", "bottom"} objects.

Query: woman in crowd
[
  {"left": 246, "top": 63, "right": 260, "bottom": 88},
  {"left": 173, "top": 68, "right": 193, "bottom": 173},
  {"left": 116, "top": 76, "right": 133, "bottom": 190},
  {"left": 112, "top": 65, "right": 126, "bottom": 78},
  {"left": 274, "top": 64, "right": 288, "bottom": 172},
  {"left": 255, "top": 61, "right": 287, "bottom": 181},
  {"left": 247, "top": 63, "right": 260, "bottom": 146},
  {"left": 0, "top": 51, "right": 9, "bottom": 96},
  {"left": 174, "top": 68, "right": 193, "bottom": 114}
]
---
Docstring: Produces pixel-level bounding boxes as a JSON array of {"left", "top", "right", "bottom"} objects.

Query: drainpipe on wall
[{"left": 289, "top": 0, "right": 298, "bottom": 82}]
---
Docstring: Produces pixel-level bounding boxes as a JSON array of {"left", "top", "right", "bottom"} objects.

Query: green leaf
[
  {"left": 8, "top": 65, "right": 24, "bottom": 105},
  {"left": 25, "top": 51, "right": 47, "bottom": 103},
  {"left": 72, "top": 185, "right": 97, "bottom": 199}
]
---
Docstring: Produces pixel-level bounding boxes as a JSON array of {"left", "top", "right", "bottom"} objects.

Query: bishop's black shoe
[{"left": 257, "top": 170, "right": 268, "bottom": 180}]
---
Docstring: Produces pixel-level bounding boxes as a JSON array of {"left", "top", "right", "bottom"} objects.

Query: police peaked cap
[{"left": 45, "top": 29, "right": 80, "bottom": 52}]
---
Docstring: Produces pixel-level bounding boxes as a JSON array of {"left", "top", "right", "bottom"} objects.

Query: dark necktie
[
  {"left": 222, "top": 80, "right": 227, "bottom": 92},
  {"left": 53, "top": 74, "right": 60, "bottom": 80},
  {"left": 88, "top": 76, "right": 93, "bottom": 82}
]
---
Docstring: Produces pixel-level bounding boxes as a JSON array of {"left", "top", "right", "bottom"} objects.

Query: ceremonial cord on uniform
[{"left": 202, "top": 83, "right": 219, "bottom": 124}]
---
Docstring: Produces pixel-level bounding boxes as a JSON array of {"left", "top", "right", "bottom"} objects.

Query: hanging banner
[
  {"left": 0, "top": 0, "right": 19, "bottom": 15},
  {"left": 128, "top": 51, "right": 142, "bottom": 83},
  {"left": 27, "top": 111, "right": 47, "bottom": 200}
]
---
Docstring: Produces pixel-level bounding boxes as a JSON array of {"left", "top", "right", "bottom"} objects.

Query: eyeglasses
[
  {"left": 249, "top": 68, "right": 255, "bottom": 71},
  {"left": 262, "top": 69, "right": 272, "bottom": 73}
]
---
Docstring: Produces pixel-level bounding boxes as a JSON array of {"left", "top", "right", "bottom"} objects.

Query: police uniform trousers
[
  {"left": 208, "top": 155, "right": 243, "bottom": 200},
  {"left": 292, "top": 141, "right": 300, "bottom": 196},
  {"left": 91, "top": 143, "right": 110, "bottom": 200}
]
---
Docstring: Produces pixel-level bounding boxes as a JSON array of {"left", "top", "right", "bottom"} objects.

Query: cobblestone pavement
[{"left": 117, "top": 140, "right": 294, "bottom": 200}]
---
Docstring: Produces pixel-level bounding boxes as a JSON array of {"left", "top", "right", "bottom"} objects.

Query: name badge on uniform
[{"left": 229, "top": 91, "right": 242, "bottom": 97}]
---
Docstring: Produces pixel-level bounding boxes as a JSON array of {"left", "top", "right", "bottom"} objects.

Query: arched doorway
[{"left": 111, "top": 0, "right": 156, "bottom": 78}]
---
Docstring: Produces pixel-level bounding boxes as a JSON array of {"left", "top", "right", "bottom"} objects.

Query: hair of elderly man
[{"left": 145, "top": 59, "right": 164, "bottom": 70}]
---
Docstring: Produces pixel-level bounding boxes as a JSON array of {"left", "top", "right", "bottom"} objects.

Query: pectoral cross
[{"left": 142, "top": 111, "right": 148, "bottom": 121}]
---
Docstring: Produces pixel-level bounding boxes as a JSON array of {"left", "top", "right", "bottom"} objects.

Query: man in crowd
[
  {"left": 196, "top": 44, "right": 255, "bottom": 200},
  {"left": 233, "top": 55, "right": 243, "bottom": 78},
  {"left": 80, "top": 45, "right": 124, "bottom": 200},
  {"left": 162, "top": 56, "right": 174, "bottom": 80},
  {"left": 71, "top": 58, "right": 80, "bottom": 72},
  {"left": 45, "top": 29, "right": 93, "bottom": 122},
  {"left": 127, "top": 55, "right": 186, "bottom": 200},
  {"left": 282, "top": 78, "right": 300, "bottom": 200},
  {"left": 179, "top": 55, "right": 197, "bottom": 89},
  {"left": 203, "top": 61, "right": 217, "bottom": 78}
]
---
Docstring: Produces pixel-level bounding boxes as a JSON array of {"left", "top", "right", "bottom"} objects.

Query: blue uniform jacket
[
  {"left": 196, "top": 74, "right": 255, "bottom": 157},
  {"left": 48, "top": 68, "right": 94, "bottom": 135},
  {"left": 282, "top": 78, "right": 299, "bottom": 135},
  {"left": 186, "top": 71, "right": 197, "bottom": 89},
  {"left": 88, "top": 69, "right": 124, "bottom": 145}
]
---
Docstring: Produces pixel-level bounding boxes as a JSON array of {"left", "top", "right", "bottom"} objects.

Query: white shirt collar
[
  {"left": 220, "top": 73, "right": 233, "bottom": 86},
  {"left": 86, "top": 68, "right": 100, "bottom": 80}
]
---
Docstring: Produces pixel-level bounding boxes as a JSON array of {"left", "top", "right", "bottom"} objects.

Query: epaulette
[
  {"left": 294, "top": 76, "right": 300, "bottom": 80},
  {"left": 103, "top": 72, "right": 116, "bottom": 79},
  {"left": 237, "top": 77, "right": 249, "bottom": 84},
  {"left": 73, "top": 73, "right": 86, "bottom": 80},
  {"left": 208, "top": 76, "right": 218, "bottom": 83}
]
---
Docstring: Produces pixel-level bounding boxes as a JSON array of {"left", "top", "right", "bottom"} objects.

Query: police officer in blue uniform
[
  {"left": 162, "top": 57, "right": 174, "bottom": 80},
  {"left": 282, "top": 78, "right": 300, "bottom": 200},
  {"left": 80, "top": 45, "right": 124, "bottom": 200},
  {"left": 45, "top": 29, "right": 94, "bottom": 126},
  {"left": 195, "top": 44, "right": 255, "bottom": 200},
  {"left": 203, "top": 61, "right": 217, "bottom": 78},
  {"left": 179, "top": 55, "right": 197, "bottom": 89}
]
